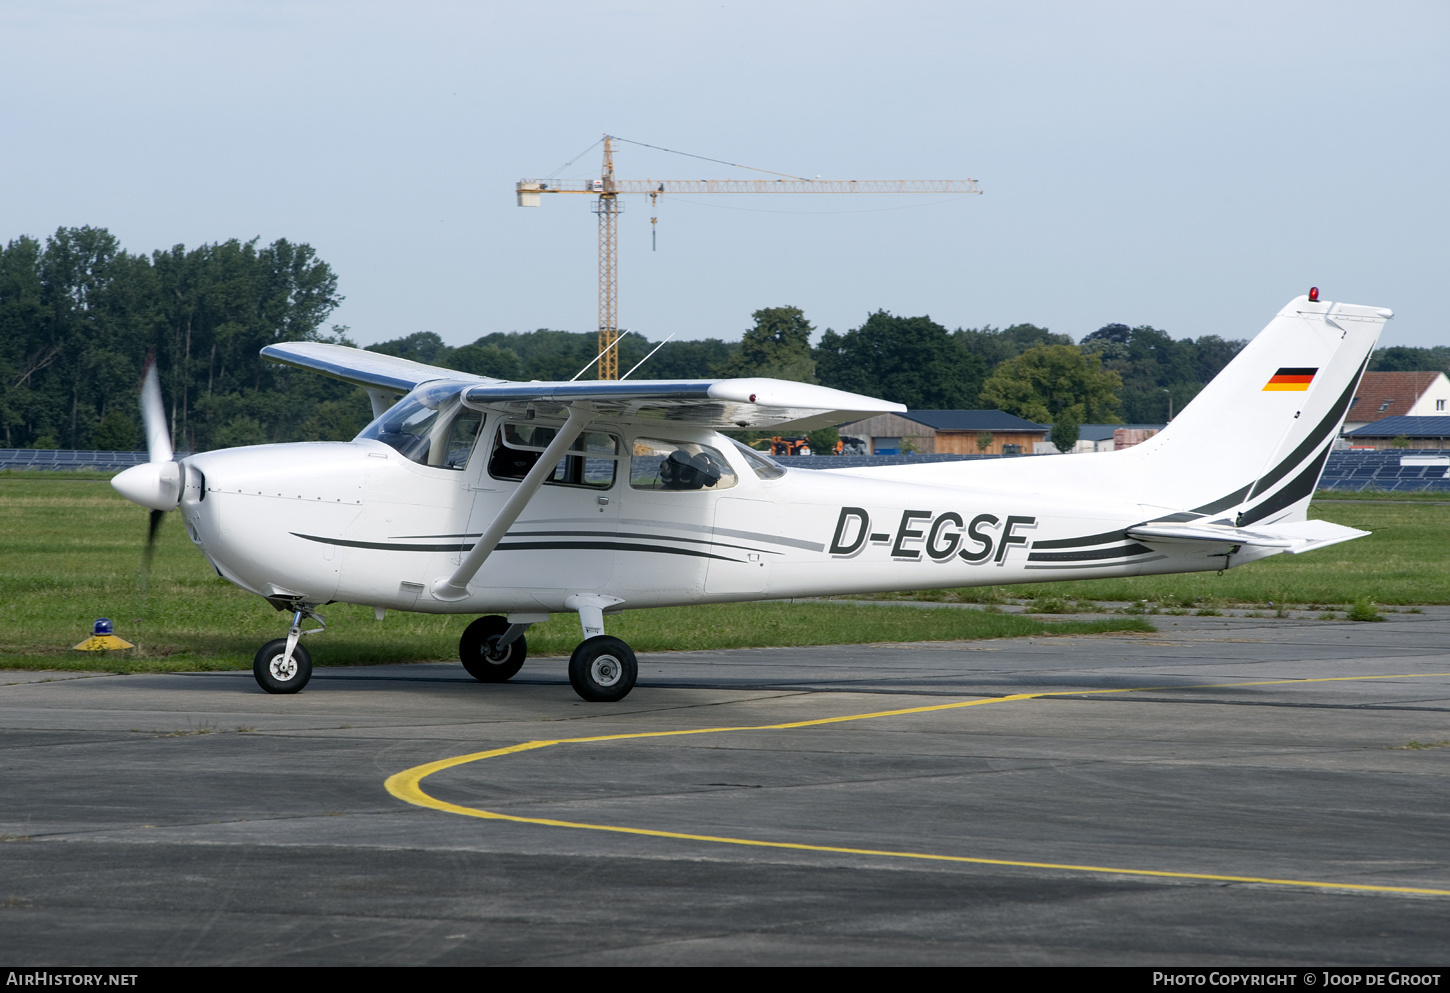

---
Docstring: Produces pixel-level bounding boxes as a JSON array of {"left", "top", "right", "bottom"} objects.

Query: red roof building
[{"left": 1343, "top": 371, "right": 1450, "bottom": 433}]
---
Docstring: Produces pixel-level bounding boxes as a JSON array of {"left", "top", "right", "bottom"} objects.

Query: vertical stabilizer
[{"left": 1125, "top": 295, "right": 1390, "bottom": 524}]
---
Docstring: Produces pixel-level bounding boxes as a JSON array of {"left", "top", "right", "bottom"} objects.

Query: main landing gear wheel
[
  {"left": 460, "top": 615, "right": 527, "bottom": 683},
  {"left": 568, "top": 636, "right": 637, "bottom": 702},
  {"left": 253, "top": 639, "right": 313, "bottom": 694}
]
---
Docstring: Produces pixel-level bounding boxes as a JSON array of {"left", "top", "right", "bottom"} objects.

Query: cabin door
[{"left": 461, "top": 416, "right": 622, "bottom": 592}]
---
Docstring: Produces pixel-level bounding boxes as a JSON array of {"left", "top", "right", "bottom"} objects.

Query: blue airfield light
[{"left": 74, "top": 617, "right": 133, "bottom": 651}]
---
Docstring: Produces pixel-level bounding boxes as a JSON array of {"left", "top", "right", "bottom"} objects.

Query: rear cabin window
[
  {"left": 488, "top": 422, "right": 619, "bottom": 489},
  {"left": 629, "top": 439, "right": 737, "bottom": 491}
]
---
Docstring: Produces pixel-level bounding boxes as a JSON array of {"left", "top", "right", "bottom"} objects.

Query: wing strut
[{"left": 430, "top": 406, "right": 595, "bottom": 602}]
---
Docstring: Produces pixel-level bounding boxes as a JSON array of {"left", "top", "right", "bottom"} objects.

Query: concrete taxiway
[{"left": 2, "top": 610, "right": 1449, "bottom": 966}]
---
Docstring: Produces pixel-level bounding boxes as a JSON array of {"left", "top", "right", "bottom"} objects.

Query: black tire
[
  {"left": 568, "top": 636, "right": 637, "bottom": 702},
  {"left": 253, "top": 639, "right": 312, "bottom": 694},
  {"left": 459, "top": 615, "right": 527, "bottom": 683}
]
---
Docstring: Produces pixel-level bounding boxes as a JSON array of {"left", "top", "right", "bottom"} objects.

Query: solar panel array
[
  {"left": 0, "top": 449, "right": 155, "bottom": 470},
  {"left": 1317, "top": 450, "right": 1450, "bottom": 492}
]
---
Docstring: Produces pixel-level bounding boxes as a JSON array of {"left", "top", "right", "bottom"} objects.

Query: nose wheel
[
  {"left": 569, "top": 636, "right": 637, "bottom": 702},
  {"left": 252, "top": 606, "right": 324, "bottom": 694},
  {"left": 254, "top": 639, "right": 313, "bottom": 694}
]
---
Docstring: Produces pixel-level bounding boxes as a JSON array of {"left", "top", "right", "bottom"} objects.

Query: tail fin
[{"left": 1127, "top": 295, "right": 1390, "bottom": 525}]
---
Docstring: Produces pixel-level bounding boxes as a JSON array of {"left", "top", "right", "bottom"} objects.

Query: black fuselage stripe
[
  {"left": 291, "top": 533, "right": 741, "bottom": 561},
  {"left": 1025, "top": 554, "right": 1168, "bottom": 570},
  {"left": 294, "top": 535, "right": 468, "bottom": 552},
  {"left": 509, "top": 530, "right": 781, "bottom": 555},
  {"left": 380, "top": 529, "right": 777, "bottom": 555},
  {"left": 1027, "top": 542, "right": 1155, "bottom": 562},
  {"left": 394, "top": 519, "right": 823, "bottom": 553},
  {"left": 497, "top": 541, "right": 738, "bottom": 561},
  {"left": 374, "top": 530, "right": 777, "bottom": 553},
  {"left": 1031, "top": 529, "right": 1128, "bottom": 550}
]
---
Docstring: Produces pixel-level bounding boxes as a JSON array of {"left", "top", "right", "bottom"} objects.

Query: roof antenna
[
  {"left": 620, "top": 333, "right": 677, "bottom": 381},
  {"left": 569, "top": 329, "right": 632, "bottom": 382}
]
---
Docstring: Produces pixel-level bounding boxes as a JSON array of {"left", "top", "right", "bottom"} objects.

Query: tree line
[
  {"left": 0, "top": 226, "right": 351, "bottom": 453},
  {"left": 378, "top": 306, "right": 1248, "bottom": 440},
  {"left": 3, "top": 227, "right": 1445, "bottom": 452}
]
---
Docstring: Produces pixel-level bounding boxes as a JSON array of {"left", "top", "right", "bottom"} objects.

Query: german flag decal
[{"left": 1263, "top": 367, "right": 1317, "bottom": 391}]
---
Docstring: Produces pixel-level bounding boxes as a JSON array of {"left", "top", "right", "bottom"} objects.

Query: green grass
[
  {"left": 1344, "top": 597, "right": 1386, "bottom": 622},
  {"left": 1313, "top": 488, "right": 1449, "bottom": 503},
  {"left": 0, "top": 478, "right": 1151, "bottom": 672}
]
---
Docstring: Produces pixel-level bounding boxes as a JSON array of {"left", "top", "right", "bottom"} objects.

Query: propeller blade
[
  {"left": 140, "top": 508, "right": 165, "bottom": 587},
  {"left": 116, "top": 355, "right": 183, "bottom": 512},
  {"left": 140, "top": 353, "right": 173, "bottom": 464}
]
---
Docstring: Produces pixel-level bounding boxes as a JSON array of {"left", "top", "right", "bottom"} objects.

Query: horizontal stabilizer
[
  {"left": 1127, "top": 518, "right": 1369, "bottom": 553},
  {"left": 461, "top": 378, "right": 906, "bottom": 431},
  {"left": 1257, "top": 519, "right": 1373, "bottom": 554}
]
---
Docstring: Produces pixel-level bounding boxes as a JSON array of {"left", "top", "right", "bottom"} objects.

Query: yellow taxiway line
[{"left": 385, "top": 672, "right": 1450, "bottom": 897}]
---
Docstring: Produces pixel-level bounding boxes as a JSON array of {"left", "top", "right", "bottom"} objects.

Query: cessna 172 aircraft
[{"left": 112, "top": 292, "right": 1389, "bottom": 702}]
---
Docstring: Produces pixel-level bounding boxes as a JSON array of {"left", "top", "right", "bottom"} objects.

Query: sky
[{"left": 2, "top": 1, "right": 1446, "bottom": 350}]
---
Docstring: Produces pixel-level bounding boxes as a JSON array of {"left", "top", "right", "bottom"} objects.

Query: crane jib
[{"left": 516, "top": 135, "right": 981, "bottom": 380}]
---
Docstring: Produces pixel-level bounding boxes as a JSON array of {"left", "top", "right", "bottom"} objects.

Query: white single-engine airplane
[{"left": 112, "top": 292, "right": 1389, "bottom": 702}]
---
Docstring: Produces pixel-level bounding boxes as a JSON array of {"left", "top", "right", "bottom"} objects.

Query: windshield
[{"left": 355, "top": 383, "right": 481, "bottom": 469}]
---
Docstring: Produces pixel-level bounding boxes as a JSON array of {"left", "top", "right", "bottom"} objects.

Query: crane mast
[
  {"left": 517, "top": 136, "right": 981, "bottom": 379},
  {"left": 593, "top": 137, "right": 621, "bottom": 380}
]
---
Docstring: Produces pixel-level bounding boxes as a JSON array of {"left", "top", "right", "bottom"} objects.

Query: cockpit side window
[
  {"left": 440, "top": 409, "right": 483, "bottom": 469},
  {"left": 487, "top": 422, "right": 620, "bottom": 489},
  {"left": 630, "top": 439, "right": 738, "bottom": 491}
]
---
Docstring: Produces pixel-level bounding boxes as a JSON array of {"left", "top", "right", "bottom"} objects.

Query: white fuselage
[{"left": 178, "top": 419, "right": 1254, "bottom": 618}]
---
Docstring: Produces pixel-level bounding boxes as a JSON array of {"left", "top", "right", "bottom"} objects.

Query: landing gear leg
[
  {"left": 253, "top": 607, "right": 324, "bottom": 694},
  {"left": 563, "top": 595, "right": 635, "bottom": 702}
]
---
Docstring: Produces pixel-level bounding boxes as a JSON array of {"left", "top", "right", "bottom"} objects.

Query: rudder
[{"left": 1124, "top": 294, "right": 1390, "bottom": 524}]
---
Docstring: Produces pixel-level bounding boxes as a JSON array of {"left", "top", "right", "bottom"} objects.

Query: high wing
[
  {"left": 460, "top": 379, "right": 904, "bottom": 430},
  {"left": 261, "top": 341, "right": 906, "bottom": 430},
  {"left": 261, "top": 341, "right": 490, "bottom": 394}
]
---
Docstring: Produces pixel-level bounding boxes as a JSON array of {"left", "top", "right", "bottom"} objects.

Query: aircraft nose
[{"left": 112, "top": 461, "right": 182, "bottom": 511}]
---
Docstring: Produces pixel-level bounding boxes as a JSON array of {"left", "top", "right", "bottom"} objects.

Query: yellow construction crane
[{"left": 517, "top": 135, "right": 981, "bottom": 379}]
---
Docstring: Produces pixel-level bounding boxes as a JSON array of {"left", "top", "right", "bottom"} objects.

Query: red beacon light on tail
[{"left": 1308, "top": 287, "right": 1320, "bottom": 302}]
